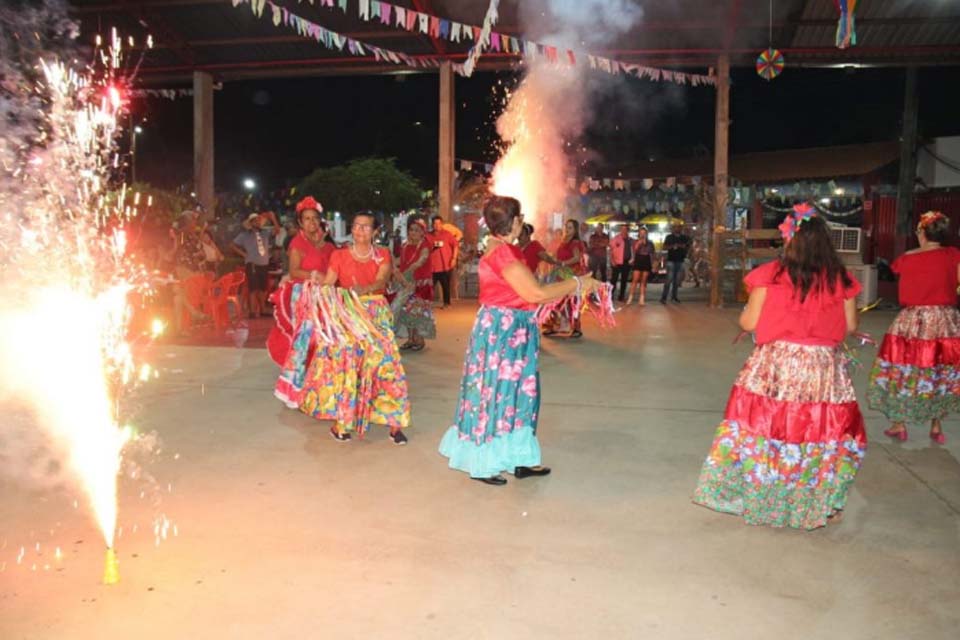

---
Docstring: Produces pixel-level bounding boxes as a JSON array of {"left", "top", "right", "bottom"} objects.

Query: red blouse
[
  {"left": 399, "top": 240, "right": 432, "bottom": 281},
  {"left": 521, "top": 240, "right": 547, "bottom": 273},
  {"left": 556, "top": 239, "right": 587, "bottom": 274},
  {"left": 288, "top": 232, "right": 334, "bottom": 278},
  {"left": 892, "top": 247, "right": 960, "bottom": 307},
  {"left": 479, "top": 243, "right": 536, "bottom": 311},
  {"left": 327, "top": 246, "right": 391, "bottom": 293},
  {"left": 745, "top": 261, "right": 861, "bottom": 347}
]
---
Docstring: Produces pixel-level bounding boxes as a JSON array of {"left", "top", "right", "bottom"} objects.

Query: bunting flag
[
  {"left": 834, "top": 0, "right": 858, "bottom": 49},
  {"left": 233, "top": 0, "right": 466, "bottom": 75},
  {"left": 303, "top": 0, "right": 716, "bottom": 87},
  {"left": 462, "top": 0, "right": 500, "bottom": 78}
]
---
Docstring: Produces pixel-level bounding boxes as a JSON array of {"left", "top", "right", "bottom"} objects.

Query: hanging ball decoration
[{"left": 756, "top": 47, "right": 785, "bottom": 81}]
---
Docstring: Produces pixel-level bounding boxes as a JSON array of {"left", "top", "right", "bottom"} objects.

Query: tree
[{"left": 297, "top": 157, "right": 421, "bottom": 216}]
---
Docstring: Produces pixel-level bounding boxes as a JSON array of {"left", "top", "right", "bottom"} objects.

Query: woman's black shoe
[
  {"left": 472, "top": 475, "right": 507, "bottom": 486},
  {"left": 514, "top": 466, "right": 551, "bottom": 479}
]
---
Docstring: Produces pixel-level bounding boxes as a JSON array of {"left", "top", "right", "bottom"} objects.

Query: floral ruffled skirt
[
  {"left": 393, "top": 281, "right": 436, "bottom": 339},
  {"left": 439, "top": 305, "right": 542, "bottom": 477},
  {"left": 867, "top": 305, "right": 960, "bottom": 423},
  {"left": 281, "top": 293, "right": 410, "bottom": 436},
  {"left": 693, "top": 341, "right": 867, "bottom": 530}
]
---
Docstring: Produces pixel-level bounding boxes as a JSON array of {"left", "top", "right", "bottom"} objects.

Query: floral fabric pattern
[
  {"left": 394, "top": 278, "right": 436, "bottom": 339},
  {"left": 868, "top": 305, "right": 960, "bottom": 422},
  {"left": 298, "top": 296, "right": 411, "bottom": 435},
  {"left": 693, "top": 340, "right": 866, "bottom": 530},
  {"left": 438, "top": 305, "right": 542, "bottom": 477}
]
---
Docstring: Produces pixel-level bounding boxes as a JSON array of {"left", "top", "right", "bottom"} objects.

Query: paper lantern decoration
[{"left": 756, "top": 48, "right": 785, "bottom": 81}]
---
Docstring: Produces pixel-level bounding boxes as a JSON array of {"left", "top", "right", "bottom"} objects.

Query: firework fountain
[
  {"left": 490, "top": 0, "right": 645, "bottom": 232},
  {"left": 0, "top": 1, "right": 157, "bottom": 583}
]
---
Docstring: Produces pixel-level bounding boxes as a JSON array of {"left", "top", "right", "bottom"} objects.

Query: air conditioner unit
[
  {"left": 828, "top": 226, "right": 862, "bottom": 254},
  {"left": 847, "top": 264, "right": 878, "bottom": 308}
]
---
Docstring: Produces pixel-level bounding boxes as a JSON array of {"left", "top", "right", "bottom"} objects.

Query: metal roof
[{"left": 68, "top": 0, "right": 960, "bottom": 83}]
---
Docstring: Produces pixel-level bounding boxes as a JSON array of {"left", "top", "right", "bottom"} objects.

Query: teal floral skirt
[
  {"left": 439, "top": 305, "right": 542, "bottom": 478},
  {"left": 867, "top": 305, "right": 960, "bottom": 423},
  {"left": 693, "top": 341, "right": 867, "bottom": 530}
]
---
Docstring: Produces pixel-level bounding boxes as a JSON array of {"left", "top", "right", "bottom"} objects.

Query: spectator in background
[
  {"left": 587, "top": 224, "right": 610, "bottom": 282},
  {"left": 609, "top": 224, "right": 633, "bottom": 302},
  {"left": 200, "top": 229, "right": 224, "bottom": 275},
  {"left": 660, "top": 223, "right": 690, "bottom": 304},
  {"left": 232, "top": 211, "right": 280, "bottom": 318},
  {"left": 518, "top": 223, "right": 557, "bottom": 275},
  {"left": 428, "top": 215, "right": 460, "bottom": 308}
]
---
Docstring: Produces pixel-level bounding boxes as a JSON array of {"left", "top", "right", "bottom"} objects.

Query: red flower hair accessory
[
  {"left": 778, "top": 202, "right": 817, "bottom": 242},
  {"left": 918, "top": 210, "right": 946, "bottom": 230},
  {"left": 295, "top": 196, "right": 322, "bottom": 214}
]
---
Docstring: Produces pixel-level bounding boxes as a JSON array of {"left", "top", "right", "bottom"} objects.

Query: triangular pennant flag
[
  {"left": 406, "top": 9, "right": 417, "bottom": 31},
  {"left": 439, "top": 19, "right": 450, "bottom": 39},
  {"left": 472, "top": 26, "right": 481, "bottom": 41},
  {"left": 419, "top": 13, "right": 429, "bottom": 34},
  {"left": 567, "top": 50, "right": 576, "bottom": 65},
  {"left": 359, "top": 0, "right": 370, "bottom": 21},
  {"left": 463, "top": 25, "right": 474, "bottom": 40},
  {"left": 380, "top": 3, "right": 391, "bottom": 24},
  {"left": 429, "top": 16, "right": 440, "bottom": 37},
  {"left": 371, "top": 1, "right": 381, "bottom": 20},
  {"left": 451, "top": 22, "right": 462, "bottom": 42},
  {"left": 339, "top": 0, "right": 348, "bottom": 12},
  {"left": 490, "top": 32, "right": 501, "bottom": 52},
  {"left": 270, "top": 4, "right": 281, "bottom": 26},
  {"left": 395, "top": 7, "right": 406, "bottom": 28}
]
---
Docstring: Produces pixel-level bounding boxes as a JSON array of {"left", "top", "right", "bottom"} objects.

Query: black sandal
[{"left": 569, "top": 330, "right": 583, "bottom": 339}]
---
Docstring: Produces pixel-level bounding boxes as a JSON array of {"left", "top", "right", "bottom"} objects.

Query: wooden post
[
  {"left": 193, "top": 71, "right": 215, "bottom": 218},
  {"left": 710, "top": 55, "right": 730, "bottom": 308},
  {"left": 438, "top": 62, "right": 455, "bottom": 222},
  {"left": 895, "top": 66, "right": 918, "bottom": 255}
]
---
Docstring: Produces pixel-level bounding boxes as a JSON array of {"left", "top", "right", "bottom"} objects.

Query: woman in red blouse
[
  {"left": 393, "top": 218, "right": 436, "bottom": 351},
  {"left": 517, "top": 223, "right": 557, "bottom": 275},
  {"left": 868, "top": 211, "right": 960, "bottom": 444},
  {"left": 547, "top": 218, "right": 588, "bottom": 338},
  {"left": 295, "top": 212, "right": 411, "bottom": 444},
  {"left": 693, "top": 204, "right": 866, "bottom": 529},
  {"left": 439, "top": 197, "right": 599, "bottom": 485},
  {"left": 287, "top": 197, "right": 334, "bottom": 282},
  {"left": 268, "top": 196, "right": 333, "bottom": 367}
]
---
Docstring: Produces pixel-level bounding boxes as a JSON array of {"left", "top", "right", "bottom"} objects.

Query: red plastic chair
[
  {"left": 180, "top": 273, "right": 214, "bottom": 330},
  {"left": 207, "top": 270, "right": 247, "bottom": 330}
]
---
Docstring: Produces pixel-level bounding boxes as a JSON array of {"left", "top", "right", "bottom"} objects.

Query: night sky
[{"left": 131, "top": 65, "right": 960, "bottom": 194}]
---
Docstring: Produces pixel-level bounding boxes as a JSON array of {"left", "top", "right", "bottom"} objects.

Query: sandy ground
[{"left": 2, "top": 287, "right": 958, "bottom": 639}]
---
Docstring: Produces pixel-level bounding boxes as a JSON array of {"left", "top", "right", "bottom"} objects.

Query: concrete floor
[{"left": 2, "top": 287, "right": 959, "bottom": 639}]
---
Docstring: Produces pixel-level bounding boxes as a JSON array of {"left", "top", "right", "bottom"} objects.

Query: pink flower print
[
  {"left": 481, "top": 386, "right": 494, "bottom": 402},
  {"left": 496, "top": 419, "right": 512, "bottom": 434},
  {"left": 504, "top": 406, "right": 516, "bottom": 418},
  {"left": 480, "top": 311, "right": 493, "bottom": 329},
  {"left": 477, "top": 411, "right": 489, "bottom": 432},
  {"left": 500, "top": 310, "right": 515, "bottom": 331},
  {"left": 498, "top": 360, "right": 521, "bottom": 381},
  {"left": 467, "top": 362, "right": 479, "bottom": 376},
  {"left": 514, "top": 418, "right": 524, "bottom": 430},
  {"left": 521, "top": 375, "right": 538, "bottom": 397},
  {"left": 487, "top": 352, "right": 501, "bottom": 370},
  {"left": 508, "top": 327, "right": 528, "bottom": 349},
  {"left": 461, "top": 399, "right": 473, "bottom": 413},
  {"left": 487, "top": 332, "right": 497, "bottom": 345}
]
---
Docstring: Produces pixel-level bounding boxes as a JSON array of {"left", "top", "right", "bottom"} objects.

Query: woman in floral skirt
[
  {"left": 439, "top": 197, "right": 599, "bottom": 485},
  {"left": 867, "top": 211, "right": 960, "bottom": 444},
  {"left": 394, "top": 218, "right": 436, "bottom": 351},
  {"left": 692, "top": 204, "right": 866, "bottom": 529}
]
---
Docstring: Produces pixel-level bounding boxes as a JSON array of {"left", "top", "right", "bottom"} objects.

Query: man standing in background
[
  {"left": 232, "top": 211, "right": 279, "bottom": 318},
  {"left": 608, "top": 224, "right": 633, "bottom": 302},
  {"left": 428, "top": 215, "right": 459, "bottom": 308},
  {"left": 587, "top": 224, "right": 610, "bottom": 282},
  {"left": 660, "top": 223, "right": 690, "bottom": 304}
]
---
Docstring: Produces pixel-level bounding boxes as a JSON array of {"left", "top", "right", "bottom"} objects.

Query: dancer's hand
[{"left": 579, "top": 275, "right": 601, "bottom": 294}]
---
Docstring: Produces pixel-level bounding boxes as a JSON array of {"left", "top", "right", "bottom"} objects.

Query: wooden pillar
[
  {"left": 438, "top": 62, "right": 455, "bottom": 222},
  {"left": 895, "top": 66, "right": 919, "bottom": 255},
  {"left": 709, "top": 55, "right": 730, "bottom": 308},
  {"left": 193, "top": 71, "right": 215, "bottom": 218}
]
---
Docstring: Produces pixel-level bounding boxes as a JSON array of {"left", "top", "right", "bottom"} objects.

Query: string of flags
[
  {"left": 834, "top": 0, "right": 858, "bottom": 49},
  {"left": 234, "top": 0, "right": 466, "bottom": 74},
  {"left": 236, "top": 0, "right": 716, "bottom": 87},
  {"left": 129, "top": 88, "right": 193, "bottom": 99}
]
